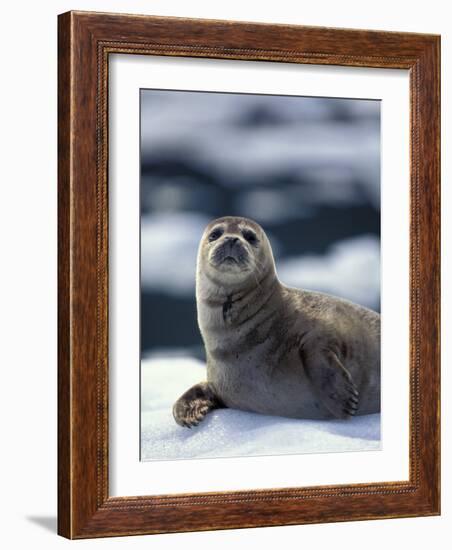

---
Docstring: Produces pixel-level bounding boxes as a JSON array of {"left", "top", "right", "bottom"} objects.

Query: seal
[{"left": 173, "top": 216, "right": 380, "bottom": 428}]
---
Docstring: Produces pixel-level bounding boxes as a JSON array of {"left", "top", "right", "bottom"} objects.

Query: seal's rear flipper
[
  {"left": 303, "top": 349, "right": 359, "bottom": 419},
  {"left": 172, "top": 382, "right": 224, "bottom": 428}
]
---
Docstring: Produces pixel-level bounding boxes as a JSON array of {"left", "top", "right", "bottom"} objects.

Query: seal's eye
[
  {"left": 208, "top": 228, "right": 223, "bottom": 242},
  {"left": 242, "top": 229, "right": 258, "bottom": 245}
]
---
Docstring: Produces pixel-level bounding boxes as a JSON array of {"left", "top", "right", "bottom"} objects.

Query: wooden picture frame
[{"left": 58, "top": 10, "right": 440, "bottom": 539}]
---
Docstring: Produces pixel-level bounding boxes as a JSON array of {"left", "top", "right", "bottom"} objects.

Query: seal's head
[{"left": 196, "top": 216, "right": 276, "bottom": 293}]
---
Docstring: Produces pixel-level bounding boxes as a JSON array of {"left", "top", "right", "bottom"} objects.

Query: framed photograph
[{"left": 58, "top": 11, "right": 440, "bottom": 538}]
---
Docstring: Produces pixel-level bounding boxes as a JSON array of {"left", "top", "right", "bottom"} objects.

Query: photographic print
[{"left": 140, "top": 89, "right": 381, "bottom": 461}]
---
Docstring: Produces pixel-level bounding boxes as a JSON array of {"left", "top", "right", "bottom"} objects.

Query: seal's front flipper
[
  {"left": 303, "top": 349, "right": 359, "bottom": 419},
  {"left": 172, "top": 382, "right": 223, "bottom": 428}
]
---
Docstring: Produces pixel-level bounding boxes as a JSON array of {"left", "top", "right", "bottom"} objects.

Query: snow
[
  {"left": 140, "top": 212, "right": 209, "bottom": 294},
  {"left": 141, "top": 90, "right": 380, "bottom": 208},
  {"left": 277, "top": 235, "right": 380, "bottom": 310},
  {"left": 141, "top": 355, "right": 380, "bottom": 461}
]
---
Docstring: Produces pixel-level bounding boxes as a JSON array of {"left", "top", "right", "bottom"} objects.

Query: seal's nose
[{"left": 223, "top": 236, "right": 240, "bottom": 255}]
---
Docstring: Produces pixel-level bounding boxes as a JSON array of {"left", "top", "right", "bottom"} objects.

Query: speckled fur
[{"left": 173, "top": 216, "right": 380, "bottom": 427}]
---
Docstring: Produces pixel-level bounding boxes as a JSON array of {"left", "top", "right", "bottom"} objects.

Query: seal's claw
[
  {"left": 336, "top": 386, "right": 360, "bottom": 419},
  {"left": 343, "top": 395, "right": 359, "bottom": 416},
  {"left": 173, "top": 382, "right": 223, "bottom": 428},
  {"left": 174, "top": 399, "right": 210, "bottom": 428}
]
